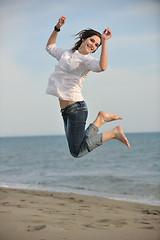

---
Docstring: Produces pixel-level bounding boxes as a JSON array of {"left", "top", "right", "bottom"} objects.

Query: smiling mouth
[{"left": 87, "top": 44, "right": 93, "bottom": 51}]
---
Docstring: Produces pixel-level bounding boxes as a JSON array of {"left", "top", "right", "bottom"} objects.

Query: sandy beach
[{"left": 0, "top": 187, "right": 160, "bottom": 240}]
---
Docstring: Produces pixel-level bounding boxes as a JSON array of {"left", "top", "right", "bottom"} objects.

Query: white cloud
[
  {"left": 0, "top": 38, "right": 67, "bottom": 137},
  {"left": 0, "top": 0, "right": 37, "bottom": 27},
  {"left": 111, "top": 0, "right": 160, "bottom": 17},
  {"left": 0, "top": 46, "right": 159, "bottom": 136},
  {"left": 83, "top": 65, "right": 160, "bottom": 133},
  {"left": 111, "top": 33, "right": 160, "bottom": 47}
]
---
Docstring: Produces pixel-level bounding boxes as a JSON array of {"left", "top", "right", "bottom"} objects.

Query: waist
[
  {"left": 59, "top": 99, "right": 76, "bottom": 109},
  {"left": 60, "top": 101, "right": 86, "bottom": 113}
]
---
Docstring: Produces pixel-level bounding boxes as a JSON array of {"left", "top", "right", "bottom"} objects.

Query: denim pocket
[
  {"left": 67, "top": 106, "right": 78, "bottom": 114},
  {"left": 77, "top": 106, "right": 88, "bottom": 111},
  {"left": 68, "top": 105, "right": 88, "bottom": 122}
]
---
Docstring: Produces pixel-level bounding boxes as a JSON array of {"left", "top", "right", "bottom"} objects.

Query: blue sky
[{"left": 0, "top": 0, "right": 160, "bottom": 136}]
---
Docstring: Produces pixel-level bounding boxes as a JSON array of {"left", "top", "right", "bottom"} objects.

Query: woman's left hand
[{"left": 101, "top": 28, "right": 112, "bottom": 41}]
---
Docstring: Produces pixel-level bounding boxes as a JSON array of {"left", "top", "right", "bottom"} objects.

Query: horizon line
[{"left": 0, "top": 131, "right": 160, "bottom": 138}]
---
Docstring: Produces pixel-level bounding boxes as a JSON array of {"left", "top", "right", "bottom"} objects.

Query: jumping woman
[{"left": 46, "top": 16, "right": 130, "bottom": 158}]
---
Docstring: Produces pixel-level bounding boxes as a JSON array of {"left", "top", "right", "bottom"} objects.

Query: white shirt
[{"left": 46, "top": 44, "right": 102, "bottom": 101}]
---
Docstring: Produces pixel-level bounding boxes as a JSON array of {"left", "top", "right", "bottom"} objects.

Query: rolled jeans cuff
[{"left": 85, "top": 133, "right": 103, "bottom": 152}]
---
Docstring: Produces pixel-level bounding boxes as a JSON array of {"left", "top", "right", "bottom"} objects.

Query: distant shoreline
[{"left": 0, "top": 131, "right": 160, "bottom": 138}]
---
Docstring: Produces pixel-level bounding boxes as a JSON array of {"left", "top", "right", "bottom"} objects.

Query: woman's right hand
[{"left": 56, "top": 16, "right": 66, "bottom": 29}]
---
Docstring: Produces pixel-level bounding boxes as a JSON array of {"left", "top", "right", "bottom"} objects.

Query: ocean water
[{"left": 0, "top": 132, "right": 160, "bottom": 206}]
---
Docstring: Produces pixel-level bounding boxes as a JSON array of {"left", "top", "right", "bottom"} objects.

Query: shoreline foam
[{"left": 1, "top": 184, "right": 160, "bottom": 207}]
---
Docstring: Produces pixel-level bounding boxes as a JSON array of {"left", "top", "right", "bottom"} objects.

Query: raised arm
[
  {"left": 99, "top": 28, "right": 112, "bottom": 71},
  {"left": 46, "top": 16, "right": 66, "bottom": 47}
]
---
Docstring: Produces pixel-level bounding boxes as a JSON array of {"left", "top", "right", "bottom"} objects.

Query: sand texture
[{"left": 0, "top": 187, "right": 160, "bottom": 240}]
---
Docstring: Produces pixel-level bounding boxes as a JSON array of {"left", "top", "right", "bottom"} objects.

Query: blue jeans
[{"left": 61, "top": 101, "right": 103, "bottom": 158}]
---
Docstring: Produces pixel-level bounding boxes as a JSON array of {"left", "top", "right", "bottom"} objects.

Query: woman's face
[{"left": 79, "top": 35, "right": 101, "bottom": 55}]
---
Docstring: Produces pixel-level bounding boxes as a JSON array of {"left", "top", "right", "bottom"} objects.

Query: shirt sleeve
[
  {"left": 46, "top": 44, "right": 65, "bottom": 61},
  {"left": 83, "top": 55, "right": 103, "bottom": 72}
]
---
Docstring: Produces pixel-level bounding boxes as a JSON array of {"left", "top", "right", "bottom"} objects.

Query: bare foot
[
  {"left": 113, "top": 126, "right": 130, "bottom": 148},
  {"left": 93, "top": 111, "right": 123, "bottom": 128},
  {"left": 99, "top": 111, "right": 123, "bottom": 123}
]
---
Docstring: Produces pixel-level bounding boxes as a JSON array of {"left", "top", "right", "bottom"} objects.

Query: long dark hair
[{"left": 72, "top": 28, "right": 101, "bottom": 52}]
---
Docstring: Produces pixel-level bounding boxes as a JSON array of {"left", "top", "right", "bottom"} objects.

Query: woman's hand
[
  {"left": 56, "top": 16, "right": 66, "bottom": 29},
  {"left": 46, "top": 16, "right": 66, "bottom": 46},
  {"left": 101, "top": 28, "right": 112, "bottom": 41}
]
